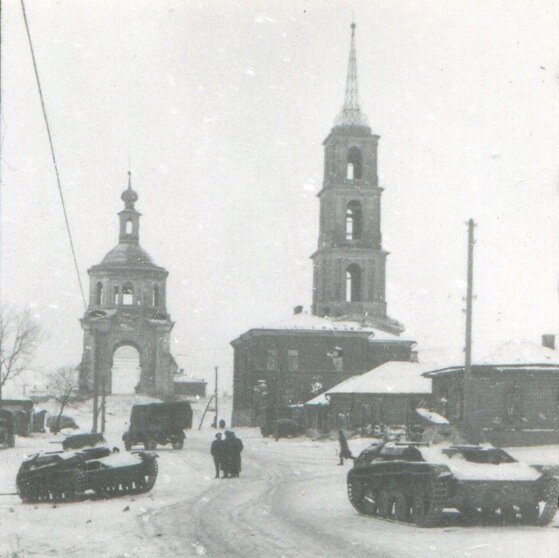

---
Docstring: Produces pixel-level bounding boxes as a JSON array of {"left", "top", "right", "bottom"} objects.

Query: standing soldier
[
  {"left": 338, "top": 429, "right": 353, "bottom": 465},
  {"left": 211, "top": 433, "right": 224, "bottom": 478},
  {"left": 224, "top": 431, "right": 244, "bottom": 478}
]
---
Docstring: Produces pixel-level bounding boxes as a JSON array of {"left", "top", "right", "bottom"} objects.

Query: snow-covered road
[
  {"left": 142, "top": 434, "right": 559, "bottom": 558},
  {"left": 1, "top": 397, "right": 558, "bottom": 557}
]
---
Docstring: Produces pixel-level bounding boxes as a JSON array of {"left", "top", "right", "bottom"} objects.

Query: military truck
[
  {"left": 0, "top": 409, "right": 15, "bottom": 448},
  {"left": 122, "top": 401, "right": 193, "bottom": 450},
  {"left": 16, "top": 446, "right": 158, "bottom": 502},
  {"left": 0, "top": 399, "right": 34, "bottom": 436},
  {"left": 347, "top": 442, "right": 559, "bottom": 527}
]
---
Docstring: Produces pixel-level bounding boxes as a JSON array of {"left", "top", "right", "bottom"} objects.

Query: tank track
[
  {"left": 537, "top": 478, "right": 559, "bottom": 526},
  {"left": 347, "top": 472, "right": 449, "bottom": 527},
  {"left": 415, "top": 475, "right": 449, "bottom": 527},
  {"left": 17, "top": 471, "right": 86, "bottom": 503},
  {"left": 17, "top": 454, "right": 158, "bottom": 503},
  {"left": 94, "top": 455, "right": 158, "bottom": 498}
]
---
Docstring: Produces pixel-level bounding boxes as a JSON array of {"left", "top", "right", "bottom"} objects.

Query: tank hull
[
  {"left": 16, "top": 448, "right": 158, "bottom": 503},
  {"left": 347, "top": 448, "right": 559, "bottom": 527}
]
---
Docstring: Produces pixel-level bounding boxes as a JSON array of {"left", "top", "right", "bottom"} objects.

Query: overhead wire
[{"left": 20, "top": 0, "right": 87, "bottom": 310}]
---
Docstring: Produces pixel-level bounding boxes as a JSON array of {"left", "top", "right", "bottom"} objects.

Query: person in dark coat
[
  {"left": 223, "top": 430, "right": 244, "bottom": 478},
  {"left": 211, "top": 433, "right": 225, "bottom": 478},
  {"left": 338, "top": 429, "right": 354, "bottom": 465}
]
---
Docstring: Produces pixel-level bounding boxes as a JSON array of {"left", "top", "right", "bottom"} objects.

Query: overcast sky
[{"left": 1, "top": 0, "right": 558, "bottom": 392}]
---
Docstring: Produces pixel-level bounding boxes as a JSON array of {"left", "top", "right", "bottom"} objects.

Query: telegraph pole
[
  {"left": 214, "top": 366, "right": 219, "bottom": 427},
  {"left": 101, "top": 377, "right": 106, "bottom": 434},
  {"left": 92, "top": 369, "right": 99, "bottom": 433},
  {"left": 463, "top": 218, "right": 475, "bottom": 428}
]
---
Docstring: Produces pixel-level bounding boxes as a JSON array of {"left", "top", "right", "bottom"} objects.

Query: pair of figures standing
[{"left": 211, "top": 430, "right": 243, "bottom": 478}]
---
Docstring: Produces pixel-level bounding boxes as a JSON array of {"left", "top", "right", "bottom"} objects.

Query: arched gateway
[{"left": 79, "top": 174, "right": 176, "bottom": 396}]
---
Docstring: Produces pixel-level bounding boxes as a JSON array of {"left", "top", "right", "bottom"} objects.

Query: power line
[{"left": 20, "top": 0, "right": 87, "bottom": 310}]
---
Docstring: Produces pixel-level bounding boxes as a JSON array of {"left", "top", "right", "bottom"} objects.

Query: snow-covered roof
[
  {"left": 424, "top": 340, "right": 559, "bottom": 377},
  {"left": 174, "top": 377, "right": 207, "bottom": 384},
  {"left": 478, "top": 340, "right": 559, "bottom": 366},
  {"left": 326, "top": 361, "right": 432, "bottom": 395},
  {"left": 415, "top": 408, "right": 449, "bottom": 425},
  {"left": 304, "top": 392, "right": 330, "bottom": 406},
  {"left": 240, "top": 312, "right": 412, "bottom": 342}
]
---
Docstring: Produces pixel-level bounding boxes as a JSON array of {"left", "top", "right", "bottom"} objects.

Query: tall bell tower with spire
[{"left": 311, "top": 23, "right": 403, "bottom": 335}]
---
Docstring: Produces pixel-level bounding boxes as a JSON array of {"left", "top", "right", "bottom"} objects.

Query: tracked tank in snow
[
  {"left": 16, "top": 447, "right": 158, "bottom": 503},
  {"left": 347, "top": 442, "right": 559, "bottom": 527}
]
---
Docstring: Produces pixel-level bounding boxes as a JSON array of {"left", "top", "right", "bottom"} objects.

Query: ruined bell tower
[{"left": 79, "top": 173, "right": 176, "bottom": 396}]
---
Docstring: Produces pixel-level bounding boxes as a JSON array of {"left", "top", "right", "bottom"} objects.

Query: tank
[
  {"left": 123, "top": 401, "right": 192, "bottom": 450},
  {"left": 347, "top": 442, "right": 559, "bottom": 527},
  {"left": 16, "top": 447, "right": 158, "bottom": 503}
]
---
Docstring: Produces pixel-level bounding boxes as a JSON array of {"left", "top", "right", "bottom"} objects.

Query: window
[
  {"left": 347, "top": 147, "right": 363, "bottom": 180},
  {"left": 345, "top": 201, "right": 362, "bottom": 240},
  {"left": 152, "top": 285, "right": 160, "bottom": 307},
  {"left": 283, "top": 388, "right": 296, "bottom": 406},
  {"left": 122, "top": 283, "right": 134, "bottom": 305},
  {"left": 287, "top": 350, "right": 299, "bottom": 372},
  {"left": 126, "top": 220, "right": 133, "bottom": 234},
  {"left": 113, "top": 286, "right": 119, "bottom": 306},
  {"left": 345, "top": 264, "right": 362, "bottom": 302},
  {"left": 504, "top": 386, "right": 522, "bottom": 425},
  {"left": 95, "top": 282, "right": 103, "bottom": 305},
  {"left": 267, "top": 349, "right": 278, "bottom": 371}
]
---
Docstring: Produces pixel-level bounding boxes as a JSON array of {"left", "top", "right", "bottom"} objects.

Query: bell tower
[
  {"left": 311, "top": 23, "right": 403, "bottom": 335},
  {"left": 79, "top": 173, "right": 176, "bottom": 397}
]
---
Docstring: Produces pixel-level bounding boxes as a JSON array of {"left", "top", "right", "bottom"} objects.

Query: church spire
[
  {"left": 335, "top": 23, "right": 369, "bottom": 127},
  {"left": 119, "top": 171, "right": 140, "bottom": 244}
]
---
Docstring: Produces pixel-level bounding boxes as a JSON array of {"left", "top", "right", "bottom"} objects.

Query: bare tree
[
  {"left": 48, "top": 365, "right": 79, "bottom": 433},
  {"left": 0, "top": 306, "right": 43, "bottom": 401}
]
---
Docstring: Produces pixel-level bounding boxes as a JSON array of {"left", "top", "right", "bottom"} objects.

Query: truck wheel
[
  {"left": 171, "top": 436, "right": 184, "bottom": 450},
  {"left": 144, "top": 438, "right": 157, "bottom": 451}
]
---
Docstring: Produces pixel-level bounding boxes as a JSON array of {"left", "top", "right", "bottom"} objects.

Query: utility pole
[
  {"left": 101, "top": 377, "right": 106, "bottom": 434},
  {"left": 92, "top": 369, "right": 99, "bottom": 433},
  {"left": 463, "top": 218, "right": 475, "bottom": 429},
  {"left": 214, "top": 366, "right": 219, "bottom": 427}
]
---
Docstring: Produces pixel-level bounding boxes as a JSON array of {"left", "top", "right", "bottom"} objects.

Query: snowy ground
[{"left": 1, "top": 396, "right": 558, "bottom": 557}]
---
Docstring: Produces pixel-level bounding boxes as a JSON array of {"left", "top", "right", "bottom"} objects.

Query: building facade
[
  {"left": 79, "top": 175, "right": 176, "bottom": 397},
  {"left": 424, "top": 340, "right": 559, "bottom": 446},
  {"left": 232, "top": 314, "right": 414, "bottom": 427},
  {"left": 308, "top": 361, "right": 432, "bottom": 433}
]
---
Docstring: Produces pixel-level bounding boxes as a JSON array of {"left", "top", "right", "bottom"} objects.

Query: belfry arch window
[
  {"left": 345, "top": 201, "right": 363, "bottom": 240},
  {"left": 347, "top": 147, "right": 363, "bottom": 180},
  {"left": 125, "top": 220, "right": 133, "bottom": 234},
  {"left": 113, "top": 286, "right": 119, "bottom": 306},
  {"left": 152, "top": 285, "right": 160, "bottom": 307},
  {"left": 345, "top": 264, "right": 362, "bottom": 302},
  {"left": 122, "top": 283, "right": 134, "bottom": 305},
  {"left": 95, "top": 282, "right": 103, "bottom": 306}
]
